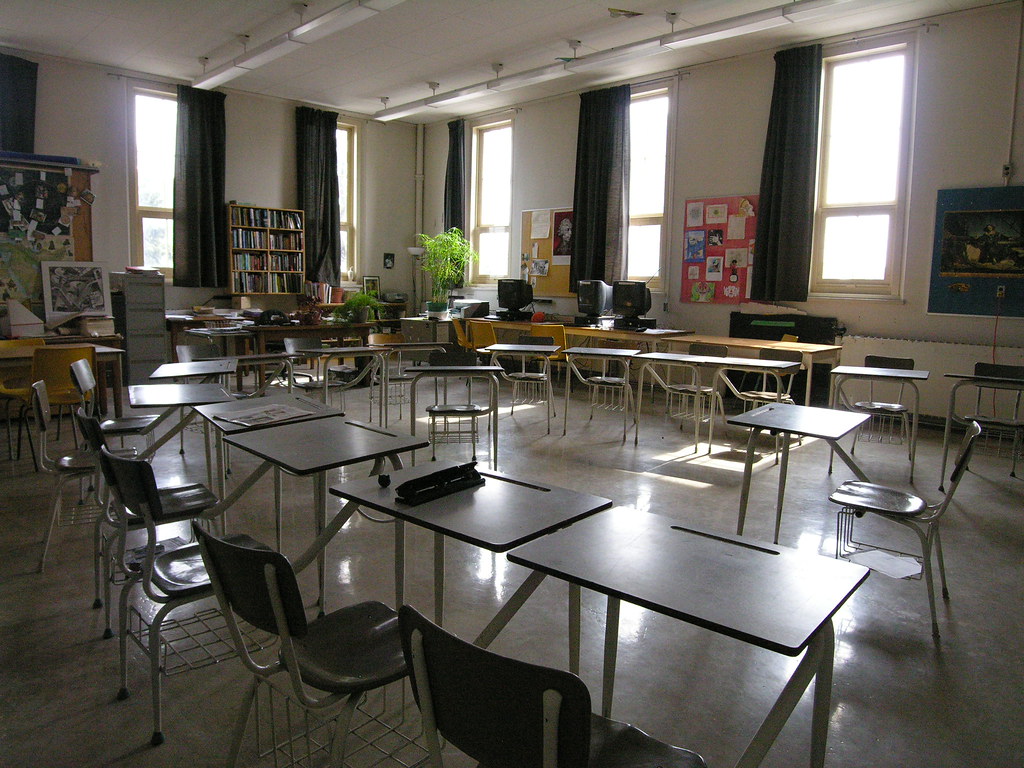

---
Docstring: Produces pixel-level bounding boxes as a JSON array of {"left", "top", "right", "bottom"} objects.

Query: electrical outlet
[
  {"left": 996, "top": 285, "right": 1006, "bottom": 298},
  {"left": 1002, "top": 163, "right": 1013, "bottom": 179}
]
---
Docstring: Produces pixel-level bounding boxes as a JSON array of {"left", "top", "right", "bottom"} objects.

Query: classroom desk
[
  {"left": 329, "top": 460, "right": 612, "bottom": 642},
  {"left": 829, "top": 365, "right": 930, "bottom": 481},
  {"left": 191, "top": 393, "right": 343, "bottom": 547},
  {"left": 562, "top": 346, "right": 640, "bottom": 441},
  {"left": 149, "top": 358, "right": 238, "bottom": 381},
  {"left": 480, "top": 343, "right": 561, "bottom": 434},
  {"left": 507, "top": 508, "right": 869, "bottom": 768},
  {"left": 224, "top": 416, "right": 428, "bottom": 611},
  {"left": 406, "top": 364, "right": 502, "bottom": 468},
  {"left": 292, "top": 345, "right": 381, "bottom": 408},
  {"left": 0, "top": 343, "right": 125, "bottom": 417},
  {"left": 728, "top": 404, "right": 870, "bottom": 544},
  {"left": 939, "top": 371, "right": 1024, "bottom": 487},
  {"left": 370, "top": 341, "right": 449, "bottom": 425},
  {"left": 663, "top": 334, "right": 842, "bottom": 407},
  {"left": 634, "top": 351, "right": 800, "bottom": 451}
]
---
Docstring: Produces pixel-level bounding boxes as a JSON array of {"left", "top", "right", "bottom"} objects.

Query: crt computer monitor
[
  {"left": 576, "top": 280, "right": 613, "bottom": 318},
  {"left": 612, "top": 281, "right": 652, "bottom": 319},
  {"left": 496, "top": 279, "right": 534, "bottom": 319}
]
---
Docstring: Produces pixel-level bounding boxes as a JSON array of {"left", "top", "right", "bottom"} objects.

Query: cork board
[{"left": 520, "top": 207, "right": 573, "bottom": 297}]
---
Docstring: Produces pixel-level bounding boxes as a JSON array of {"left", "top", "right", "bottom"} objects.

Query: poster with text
[{"left": 681, "top": 194, "right": 757, "bottom": 304}]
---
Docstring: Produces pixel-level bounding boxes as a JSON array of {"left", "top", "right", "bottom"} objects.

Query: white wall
[{"left": 423, "top": 3, "right": 1024, "bottom": 345}]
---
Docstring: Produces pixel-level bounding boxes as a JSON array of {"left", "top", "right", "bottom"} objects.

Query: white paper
[
  {"left": 706, "top": 204, "right": 728, "bottom": 224},
  {"left": 847, "top": 550, "right": 921, "bottom": 579},
  {"left": 530, "top": 210, "right": 551, "bottom": 239},
  {"left": 552, "top": 253, "right": 570, "bottom": 266},
  {"left": 686, "top": 202, "right": 704, "bottom": 228},
  {"left": 727, "top": 215, "right": 747, "bottom": 240},
  {"left": 213, "top": 404, "right": 311, "bottom": 427}
]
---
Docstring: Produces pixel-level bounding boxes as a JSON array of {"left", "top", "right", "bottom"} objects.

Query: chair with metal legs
[
  {"left": 0, "top": 337, "right": 45, "bottom": 462},
  {"left": 829, "top": 421, "right": 981, "bottom": 637}
]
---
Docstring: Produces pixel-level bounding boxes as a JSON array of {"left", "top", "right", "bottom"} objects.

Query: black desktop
[
  {"left": 495, "top": 278, "right": 534, "bottom": 321},
  {"left": 574, "top": 279, "right": 614, "bottom": 326},
  {"left": 611, "top": 280, "right": 655, "bottom": 330}
]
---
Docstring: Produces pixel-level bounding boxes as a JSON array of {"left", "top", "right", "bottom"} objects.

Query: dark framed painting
[
  {"left": 929, "top": 186, "right": 1024, "bottom": 317},
  {"left": 362, "top": 275, "right": 380, "bottom": 297}
]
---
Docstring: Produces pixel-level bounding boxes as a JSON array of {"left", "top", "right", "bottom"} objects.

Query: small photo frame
[
  {"left": 41, "top": 260, "right": 111, "bottom": 323},
  {"left": 362, "top": 275, "right": 381, "bottom": 297}
]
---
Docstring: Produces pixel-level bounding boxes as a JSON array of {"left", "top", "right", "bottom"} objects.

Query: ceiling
[{"left": 0, "top": 0, "right": 1000, "bottom": 122}]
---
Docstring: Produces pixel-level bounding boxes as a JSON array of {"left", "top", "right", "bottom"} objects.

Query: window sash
[
  {"left": 129, "top": 87, "right": 177, "bottom": 277},
  {"left": 337, "top": 123, "right": 357, "bottom": 280},
  {"left": 810, "top": 40, "right": 914, "bottom": 298},
  {"left": 628, "top": 86, "right": 670, "bottom": 288},
  {"left": 470, "top": 120, "right": 513, "bottom": 282}
]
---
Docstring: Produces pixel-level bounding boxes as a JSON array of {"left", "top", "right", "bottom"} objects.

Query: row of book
[
  {"left": 230, "top": 206, "right": 303, "bottom": 230},
  {"left": 269, "top": 232, "right": 303, "bottom": 250}
]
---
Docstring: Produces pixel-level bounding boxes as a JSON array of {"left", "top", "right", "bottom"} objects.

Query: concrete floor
[{"left": 1, "top": 380, "right": 1021, "bottom": 768}]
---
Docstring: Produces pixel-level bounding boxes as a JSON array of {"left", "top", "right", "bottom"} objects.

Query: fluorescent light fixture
[
  {"left": 565, "top": 39, "right": 666, "bottom": 72},
  {"left": 374, "top": 99, "right": 431, "bottom": 121},
  {"left": 290, "top": 1, "right": 378, "bottom": 43},
  {"left": 487, "top": 63, "right": 568, "bottom": 92},
  {"left": 362, "top": 0, "right": 407, "bottom": 8},
  {"left": 194, "top": 62, "right": 249, "bottom": 89},
  {"left": 426, "top": 83, "right": 491, "bottom": 107},
  {"left": 661, "top": 7, "right": 791, "bottom": 49},
  {"left": 236, "top": 33, "right": 305, "bottom": 69},
  {"left": 782, "top": 0, "right": 858, "bottom": 22}
]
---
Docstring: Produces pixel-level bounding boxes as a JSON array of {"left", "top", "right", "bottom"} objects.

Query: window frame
[
  {"left": 336, "top": 120, "right": 358, "bottom": 281},
  {"left": 127, "top": 84, "right": 177, "bottom": 279},
  {"left": 469, "top": 118, "right": 514, "bottom": 284},
  {"left": 809, "top": 37, "right": 917, "bottom": 299},
  {"left": 627, "top": 83, "right": 672, "bottom": 291}
]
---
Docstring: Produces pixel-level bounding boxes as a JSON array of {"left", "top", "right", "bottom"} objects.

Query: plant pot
[
  {"left": 426, "top": 301, "right": 449, "bottom": 320},
  {"left": 352, "top": 307, "right": 370, "bottom": 324}
]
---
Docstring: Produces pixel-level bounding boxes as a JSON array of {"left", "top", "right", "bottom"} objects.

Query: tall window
[
  {"left": 337, "top": 122, "right": 357, "bottom": 277},
  {"left": 810, "top": 40, "right": 914, "bottom": 297},
  {"left": 470, "top": 120, "right": 512, "bottom": 281},
  {"left": 129, "top": 88, "right": 177, "bottom": 274},
  {"left": 627, "top": 87, "right": 669, "bottom": 285}
]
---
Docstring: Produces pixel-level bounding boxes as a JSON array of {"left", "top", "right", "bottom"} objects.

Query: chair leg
[
  {"left": 912, "top": 525, "right": 941, "bottom": 638},
  {"left": 117, "top": 578, "right": 138, "bottom": 698},
  {"left": 38, "top": 476, "right": 70, "bottom": 573},
  {"left": 932, "top": 525, "right": 950, "bottom": 600},
  {"left": 226, "top": 677, "right": 260, "bottom": 768},
  {"left": 327, "top": 693, "right": 361, "bottom": 767},
  {"left": 92, "top": 513, "right": 105, "bottom": 609},
  {"left": 149, "top": 606, "right": 173, "bottom": 745}
]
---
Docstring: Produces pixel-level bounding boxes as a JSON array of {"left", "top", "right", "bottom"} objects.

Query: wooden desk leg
[
  {"left": 601, "top": 595, "right": 621, "bottom": 718},
  {"left": 736, "top": 428, "right": 762, "bottom": 536}
]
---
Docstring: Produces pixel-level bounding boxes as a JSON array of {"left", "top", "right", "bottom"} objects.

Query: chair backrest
[
  {"left": 428, "top": 347, "right": 478, "bottom": 366},
  {"left": 0, "top": 338, "right": 46, "bottom": 350},
  {"left": 759, "top": 348, "right": 804, "bottom": 365},
  {"left": 176, "top": 341, "right": 223, "bottom": 362},
  {"left": 193, "top": 523, "right": 306, "bottom": 639},
  {"left": 934, "top": 420, "right": 983, "bottom": 518},
  {"left": 451, "top": 318, "right": 473, "bottom": 350},
  {"left": 30, "top": 380, "right": 51, "bottom": 432},
  {"left": 32, "top": 346, "right": 95, "bottom": 398},
  {"left": 282, "top": 336, "right": 324, "bottom": 354},
  {"left": 468, "top": 321, "right": 497, "bottom": 350},
  {"left": 368, "top": 332, "right": 405, "bottom": 346},
  {"left": 100, "top": 446, "right": 167, "bottom": 523},
  {"left": 519, "top": 334, "right": 554, "bottom": 346},
  {"left": 688, "top": 342, "right": 728, "bottom": 357},
  {"left": 531, "top": 324, "right": 567, "bottom": 358},
  {"left": 865, "top": 355, "right": 914, "bottom": 370},
  {"left": 974, "top": 362, "right": 1024, "bottom": 379},
  {"left": 75, "top": 406, "right": 106, "bottom": 452},
  {"left": 69, "top": 358, "right": 98, "bottom": 415},
  {"left": 398, "top": 605, "right": 591, "bottom": 768}
]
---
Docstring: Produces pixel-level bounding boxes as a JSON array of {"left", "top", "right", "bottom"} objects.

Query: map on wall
[
  {"left": 681, "top": 194, "right": 757, "bottom": 304},
  {"left": 0, "top": 166, "right": 81, "bottom": 305}
]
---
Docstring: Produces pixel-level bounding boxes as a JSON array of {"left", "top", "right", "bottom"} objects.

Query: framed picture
[
  {"left": 362, "top": 275, "right": 381, "bottom": 297},
  {"left": 40, "top": 260, "right": 111, "bottom": 323}
]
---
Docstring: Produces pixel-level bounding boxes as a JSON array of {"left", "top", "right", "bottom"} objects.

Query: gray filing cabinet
[{"left": 111, "top": 272, "right": 166, "bottom": 384}]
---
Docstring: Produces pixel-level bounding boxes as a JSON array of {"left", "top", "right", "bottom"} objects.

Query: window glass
[
  {"left": 337, "top": 123, "right": 356, "bottom": 277},
  {"left": 471, "top": 121, "right": 513, "bottom": 281},
  {"left": 628, "top": 89, "right": 669, "bottom": 284},
  {"left": 130, "top": 89, "right": 177, "bottom": 272}
]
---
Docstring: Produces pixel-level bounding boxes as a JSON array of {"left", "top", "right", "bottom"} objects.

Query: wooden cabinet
[{"left": 228, "top": 204, "right": 305, "bottom": 294}]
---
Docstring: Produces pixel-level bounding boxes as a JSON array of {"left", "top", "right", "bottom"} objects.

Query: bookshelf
[{"left": 228, "top": 204, "right": 305, "bottom": 294}]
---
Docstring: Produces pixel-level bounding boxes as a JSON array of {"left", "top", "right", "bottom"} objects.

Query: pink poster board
[{"left": 681, "top": 194, "right": 757, "bottom": 304}]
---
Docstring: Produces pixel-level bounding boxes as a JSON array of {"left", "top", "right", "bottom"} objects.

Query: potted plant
[
  {"left": 331, "top": 291, "right": 382, "bottom": 324},
  {"left": 418, "top": 228, "right": 478, "bottom": 319}
]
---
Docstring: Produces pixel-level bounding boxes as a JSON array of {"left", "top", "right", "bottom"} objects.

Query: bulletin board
[
  {"left": 681, "top": 194, "right": 757, "bottom": 304},
  {"left": 927, "top": 185, "right": 1024, "bottom": 317},
  {"left": 520, "top": 207, "right": 573, "bottom": 297}
]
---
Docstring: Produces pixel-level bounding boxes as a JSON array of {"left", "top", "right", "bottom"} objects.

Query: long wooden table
[{"left": 481, "top": 318, "right": 694, "bottom": 348}]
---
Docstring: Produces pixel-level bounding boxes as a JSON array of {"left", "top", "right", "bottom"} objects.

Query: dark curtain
[
  {"left": 0, "top": 53, "right": 38, "bottom": 153},
  {"left": 173, "top": 85, "right": 227, "bottom": 287},
  {"left": 752, "top": 44, "right": 822, "bottom": 302},
  {"left": 296, "top": 106, "right": 341, "bottom": 284},
  {"left": 444, "top": 119, "right": 465, "bottom": 233},
  {"left": 570, "top": 85, "right": 630, "bottom": 290}
]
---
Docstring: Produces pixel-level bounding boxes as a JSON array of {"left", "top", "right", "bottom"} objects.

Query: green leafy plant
[
  {"left": 418, "top": 228, "right": 479, "bottom": 305},
  {"left": 331, "top": 291, "right": 382, "bottom": 322}
]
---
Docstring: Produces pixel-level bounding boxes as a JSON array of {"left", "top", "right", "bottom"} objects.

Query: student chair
[
  {"left": 450, "top": 317, "right": 475, "bottom": 354},
  {"left": 734, "top": 348, "right": 803, "bottom": 408},
  {"left": 841, "top": 355, "right": 916, "bottom": 453},
  {"left": 425, "top": 347, "right": 492, "bottom": 462},
  {"left": 398, "top": 605, "right": 707, "bottom": 768},
  {"left": 194, "top": 524, "right": 415, "bottom": 768},
  {"left": 531, "top": 323, "right": 568, "bottom": 382},
  {"left": 100, "top": 446, "right": 262, "bottom": 746},
  {"left": 0, "top": 337, "right": 45, "bottom": 461},
  {"left": 70, "top": 357, "right": 159, "bottom": 448},
  {"left": 467, "top": 319, "right": 497, "bottom": 352},
  {"left": 32, "top": 382, "right": 102, "bottom": 573},
  {"left": 664, "top": 342, "right": 727, "bottom": 454},
  {"left": 368, "top": 332, "right": 416, "bottom": 420},
  {"left": 492, "top": 335, "right": 556, "bottom": 433},
  {"left": 829, "top": 420, "right": 981, "bottom": 637}
]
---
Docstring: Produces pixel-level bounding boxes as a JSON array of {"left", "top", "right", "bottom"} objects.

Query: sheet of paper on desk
[
  {"left": 214, "top": 403, "right": 311, "bottom": 427},
  {"left": 848, "top": 549, "right": 921, "bottom": 579}
]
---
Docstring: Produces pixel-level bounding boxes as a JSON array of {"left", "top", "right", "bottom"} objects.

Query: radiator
[{"left": 839, "top": 336, "right": 1024, "bottom": 422}]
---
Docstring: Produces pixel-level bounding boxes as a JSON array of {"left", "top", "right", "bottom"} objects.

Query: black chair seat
[
  {"left": 741, "top": 389, "right": 794, "bottom": 402},
  {"left": 99, "top": 414, "right": 161, "bottom": 435},
  {"left": 507, "top": 371, "right": 546, "bottom": 381},
  {"left": 426, "top": 403, "right": 488, "bottom": 415},
  {"left": 55, "top": 449, "right": 99, "bottom": 473},
  {"left": 854, "top": 400, "right": 908, "bottom": 414},
  {"left": 589, "top": 714, "right": 706, "bottom": 768},
  {"left": 829, "top": 481, "right": 926, "bottom": 517},
  {"left": 965, "top": 413, "right": 1022, "bottom": 429},
  {"left": 155, "top": 483, "right": 219, "bottom": 521},
  {"left": 286, "top": 600, "right": 406, "bottom": 694},
  {"left": 665, "top": 383, "right": 713, "bottom": 395},
  {"left": 587, "top": 376, "right": 626, "bottom": 386},
  {"left": 152, "top": 533, "right": 262, "bottom": 598}
]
